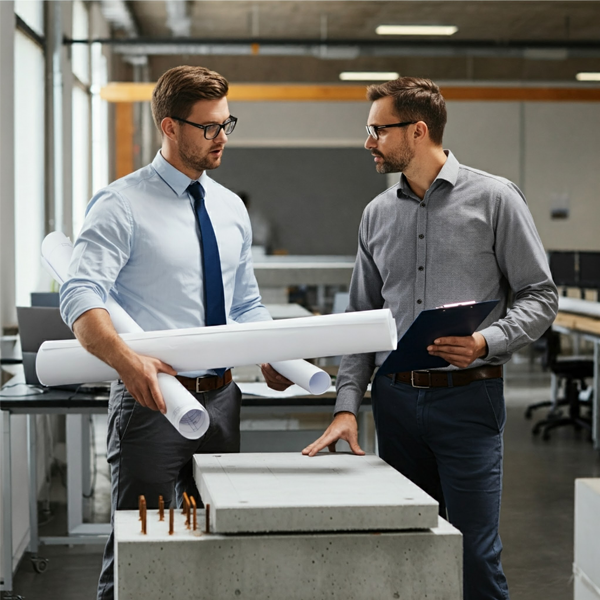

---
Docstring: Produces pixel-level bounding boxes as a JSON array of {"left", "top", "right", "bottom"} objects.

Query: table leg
[
  {"left": 66, "top": 414, "right": 83, "bottom": 534},
  {"left": 1, "top": 411, "right": 14, "bottom": 593},
  {"left": 594, "top": 342, "right": 600, "bottom": 452},
  {"left": 27, "top": 415, "right": 39, "bottom": 555}
]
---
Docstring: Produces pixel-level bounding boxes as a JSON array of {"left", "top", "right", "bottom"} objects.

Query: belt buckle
[
  {"left": 411, "top": 370, "right": 431, "bottom": 389},
  {"left": 195, "top": 377, "right": 202, "bottom": 393}
]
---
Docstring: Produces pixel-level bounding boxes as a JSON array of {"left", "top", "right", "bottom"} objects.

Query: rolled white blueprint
[
  {"left": 40, "top": 232, "right": 209, "bottom": 440},
  {"left": 269, "top": 360, "right": 331, "bottom": 395},
  {"left": 36, "top": 310, "right": 397, "bottom": 387},
  {"left": 41, "top": 232, "right": 332, "bottom": 395}
]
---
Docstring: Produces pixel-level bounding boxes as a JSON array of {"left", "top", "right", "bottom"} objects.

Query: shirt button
[
  {"left": 420, "top": 202, "right": 426, "bottom": 207},
  {"left": 419, "top": 234, "right": 424, "bottom": 239},
  {"left": 417, "top": 299, "right": 422, "bottom": 304},
  {"left": 418, "top": 266, "right": 424, "bottom": 271}
]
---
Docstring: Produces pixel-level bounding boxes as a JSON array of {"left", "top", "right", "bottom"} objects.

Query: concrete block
[
  {"left": 115, "top": 510, "right": 462, "bottom": 600},
  {"left": 574, "top": 479, "right": 600, "bottom": 599},
  {"left": 193, "top": 452, "right": 439, "bottom": 533}
]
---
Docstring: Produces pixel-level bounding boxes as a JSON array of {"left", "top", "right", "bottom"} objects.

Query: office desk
[
  {"left": 1, "top": 386, "right": 110, "bottom": 593},
  {"left": 0, "top": 381, "right": 371, "bottom": 596},
  {"left": 554, "top": 307, "right": 600, "bottom": 452}
]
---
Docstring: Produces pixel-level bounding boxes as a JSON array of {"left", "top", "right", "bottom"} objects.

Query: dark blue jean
[{"left": 372, "top": 374, "right": 509, "bottom": 600}]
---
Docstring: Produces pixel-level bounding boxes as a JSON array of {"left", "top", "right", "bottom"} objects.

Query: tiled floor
[{"left": 9, "top": 361, "right": 600, "bottom": 600}]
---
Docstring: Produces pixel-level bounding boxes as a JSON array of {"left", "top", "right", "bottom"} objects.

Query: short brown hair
[
  {"left": 151, "top": 66, "right": 229, "bottom": 131},
  {"left": 367, "top": 77, "right": 447, "bottom": 145}
]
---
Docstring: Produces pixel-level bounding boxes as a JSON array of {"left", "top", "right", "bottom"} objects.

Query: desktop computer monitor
[
  {"left": 578, "top": 252, "right": 600, "bottom": 290},
  {"left": 548, "top": 251, "right": 577, "bottom": 287},
  {"left": 16, "top": 306, "right": 75, "bottom": 386}
]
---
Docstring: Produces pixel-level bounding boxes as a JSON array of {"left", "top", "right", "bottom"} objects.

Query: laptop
[{"left": 16, "top": 306, "right": 109, "bottom": 392}]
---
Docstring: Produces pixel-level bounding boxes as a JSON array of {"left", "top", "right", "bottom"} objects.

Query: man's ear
[
  {"left": 413, "top": 121, "right": 429, "bottom": 141},
  {"left": 161, "top": 117, "right": 177, "bottom": 141}
]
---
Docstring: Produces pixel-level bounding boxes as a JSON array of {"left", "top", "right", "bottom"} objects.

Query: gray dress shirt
[{"left": 335, "top": 151, "right": 558, "bottom": 416}]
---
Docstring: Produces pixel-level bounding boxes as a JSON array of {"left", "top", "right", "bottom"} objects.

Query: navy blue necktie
[{"left": 188, "top": 181, "right": 227, "bottom": 374}]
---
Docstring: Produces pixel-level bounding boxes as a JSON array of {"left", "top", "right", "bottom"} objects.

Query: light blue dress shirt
[{"left": 60, "top": 151, "right": 271, "bottom": 376}]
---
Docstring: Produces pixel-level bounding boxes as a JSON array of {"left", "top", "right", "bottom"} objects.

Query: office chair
[{"left": 528, "top": 329, "right": 593, "bottom": 441}]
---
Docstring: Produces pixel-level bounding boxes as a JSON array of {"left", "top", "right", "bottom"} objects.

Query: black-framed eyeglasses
[
  {"left": 171, "top": 115, "right": 238, "bottom": 140},
  {"left": 365, "top": 121, "right": 416, "bottom": 140}
]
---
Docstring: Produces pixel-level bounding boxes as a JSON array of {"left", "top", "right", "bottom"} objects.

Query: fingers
[
  {"left": 157, "top": 360, "right": 178, "bottom": 377},
  {"left": 148, "top": 376, "right": 167, "bottom": 414},
  {"left": 261, "top": 363, "right": 294, "bottom": 391},
  {"left": 302, "top": 430, "right": 338, "bottom": 457}
]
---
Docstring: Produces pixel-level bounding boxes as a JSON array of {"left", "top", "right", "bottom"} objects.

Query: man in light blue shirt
[{"left": 61, "top": 66, "right": 290, "bottom": 600}]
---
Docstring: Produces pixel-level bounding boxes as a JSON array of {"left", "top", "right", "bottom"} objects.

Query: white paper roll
[
  {"left": 40, "top": 232, "right": 209, "bottom": 440},
  {"left": 269, "top": 360, "right": 331, "bottom": 395},
  {"left": 36, "top": 310, "right": 397, "bottom": 387},
  {"left": 42, "top": 232, "right": 332, "bottom": 395}
]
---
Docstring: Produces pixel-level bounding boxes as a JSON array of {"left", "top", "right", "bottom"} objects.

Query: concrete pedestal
[
  {"left": 115, "top": 510, "right": 462, "bottom": 600},
  {"left": 115, "top": 453, "right": 462, "bottom": 599}
]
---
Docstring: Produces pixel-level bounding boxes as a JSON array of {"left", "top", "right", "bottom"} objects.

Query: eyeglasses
[
  {"left": 365, "top": 121, "right": 416, "bottom": 140},
  {"left": 171, "top": 115, "right": 238, "bottom": 140}
]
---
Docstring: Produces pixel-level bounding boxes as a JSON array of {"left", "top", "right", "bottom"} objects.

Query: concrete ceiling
[{"left": 110, "top": 1, "right": 600, "bottom": 83}]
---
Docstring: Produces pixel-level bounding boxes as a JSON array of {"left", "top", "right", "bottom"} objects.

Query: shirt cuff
[
  {"left": 333, "top": 388, "right": 362, "bottom": 417},
  {"left": 479, "top": 325, "right": 507, "bottom": 359}
]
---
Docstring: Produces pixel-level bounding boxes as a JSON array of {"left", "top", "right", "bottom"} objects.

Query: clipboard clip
[{"left": 436, "top": 300, "right": 477, "bottom": 309}]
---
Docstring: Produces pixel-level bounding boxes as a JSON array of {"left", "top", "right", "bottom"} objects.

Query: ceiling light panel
[
  {"left": 576, "top": 72, "right": 600, "bottom": 81},
  {"left": 376, "top": 25, "right": 458, "bottom": 36},
  {"left": 339, "top": 72, "right": 399, "bottom": 81}
]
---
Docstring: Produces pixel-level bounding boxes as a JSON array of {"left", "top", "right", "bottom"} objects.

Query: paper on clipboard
[{"left": 377, "top": 299, "right": 499, "bottom": 376}]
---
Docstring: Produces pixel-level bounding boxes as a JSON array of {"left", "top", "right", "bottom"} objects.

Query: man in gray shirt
[{"left": 303, "top": 77, "right": 558, "bottom": 599}]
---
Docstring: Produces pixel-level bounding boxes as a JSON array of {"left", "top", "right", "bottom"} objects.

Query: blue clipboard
[{"left": 377, "top": 300, "right": 499, "bottom": 376}]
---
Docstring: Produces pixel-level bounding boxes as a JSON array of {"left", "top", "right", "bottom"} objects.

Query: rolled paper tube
[
  {"left": 36, "top": 310, "right": 397, "bottom": 386},
  {"left": 269, "top": 359, "right": 331, "bottom": 394},
  {"left": 40, "top": 232, "right": 210, "bottom": 440},
  {"left": 42, "top": 232, "right": 333, "bottom": 399}
]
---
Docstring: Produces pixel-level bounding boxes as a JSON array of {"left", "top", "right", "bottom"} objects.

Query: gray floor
[{"left": 9, "top": 361, "right": 600, "bottom": 600}]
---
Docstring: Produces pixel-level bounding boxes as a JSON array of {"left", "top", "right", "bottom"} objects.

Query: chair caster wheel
[{"left": 31, "top": 557, "right": 49, "bottom": 573}]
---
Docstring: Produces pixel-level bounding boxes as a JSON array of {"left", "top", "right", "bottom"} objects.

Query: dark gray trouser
[
  {"left": 371, "top": 374, "right": 509, "bottom": 600},
  {"left": 97, "top": 380, "right": 242, "bottom": 600}
]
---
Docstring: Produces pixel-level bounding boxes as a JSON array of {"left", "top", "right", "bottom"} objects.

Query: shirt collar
[
  {"left": 398, "top": 150, "right": 459, "bottom": 199},
  {"left": 151, "top": 151, "right": 209, "bottom": 198}
]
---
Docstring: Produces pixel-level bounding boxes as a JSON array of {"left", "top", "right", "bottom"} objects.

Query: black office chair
[{"left": 527, "top": 329, "right": 593, "bottom": 441}]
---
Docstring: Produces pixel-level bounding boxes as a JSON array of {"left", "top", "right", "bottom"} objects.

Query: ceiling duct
[
  {"left": 102, "top": 38, "right": 600, "bottom": 60},
  {"left": 165, "top": 1, "right": 191, "bottom": 38},
  {"left": 98, "top": 0, "right": 147, "bottom": 65}
]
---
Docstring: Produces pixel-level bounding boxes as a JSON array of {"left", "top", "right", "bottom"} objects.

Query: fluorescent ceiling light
[
  {"left": 576, "top": 72, "right": 600, "bottom": 81},
  {"left": 340, "top": 71, "right": 399, "bottom": 81},
  {"left": 376, "top": 25, "right": 458, "bottom": 36}
]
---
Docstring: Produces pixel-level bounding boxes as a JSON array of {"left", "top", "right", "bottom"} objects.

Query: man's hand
[
  {"left": 302, "top": 412, "right": 365, "bottom": 457},
  {"left": 119, "top": 354, "right": 177, "bottom": 414},
  {"left": 427, "top": 331, "right": 488, "bottom": 368},
  {"left": 260, "top": 363, "right": 294, "bottom": 391}
]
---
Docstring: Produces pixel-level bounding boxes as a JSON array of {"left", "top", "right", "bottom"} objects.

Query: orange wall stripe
[
  {"left": 101, "top": 83, "right": 600, "bottom": 103},
  {"left": 115, "top": 102, "right": 134, "bottom": 179}
]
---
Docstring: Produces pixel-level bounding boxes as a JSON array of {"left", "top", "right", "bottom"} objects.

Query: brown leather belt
[
  {"left": 386, "top": 365, "right": 502, "bottom": 389},
  {"left": 176, "top": 370, "right": 232, "bottom": 393}
]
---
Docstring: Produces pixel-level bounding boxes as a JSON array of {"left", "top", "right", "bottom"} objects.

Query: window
[
  {"left": 72, "top": 0, "right": 91, "bottom": 235},
  {"left": 14, "top": 29, "right": 45, "bottom": 306}
]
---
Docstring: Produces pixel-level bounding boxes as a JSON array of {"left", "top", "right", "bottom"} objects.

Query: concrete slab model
[{"left": 114, "top": 452, "right": 462, "bottom": 600}]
